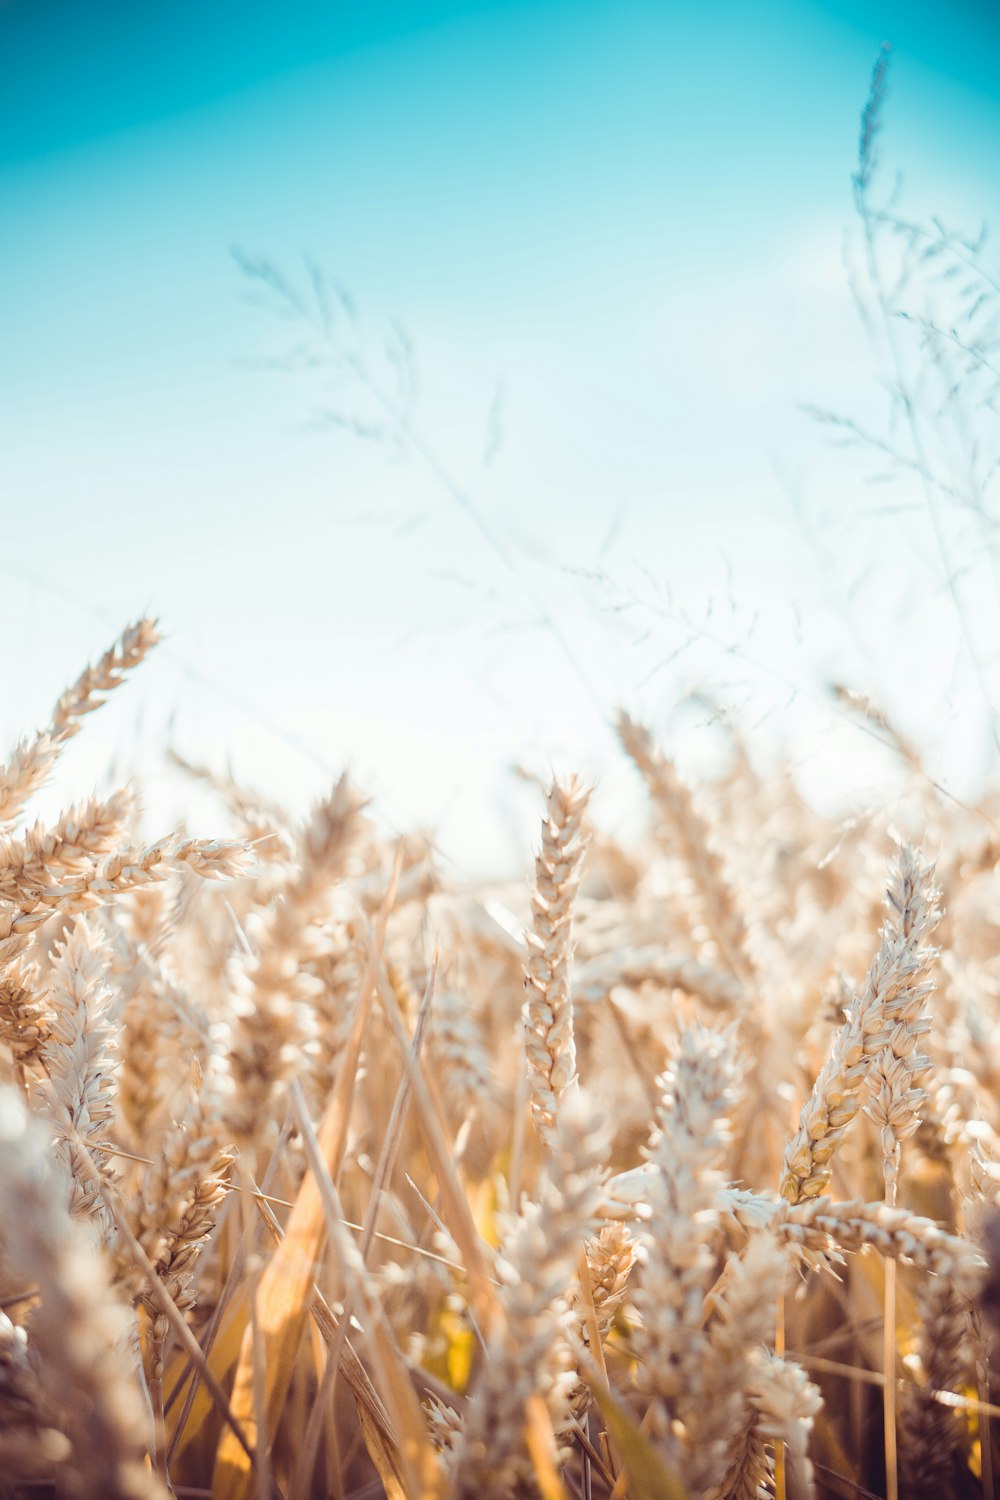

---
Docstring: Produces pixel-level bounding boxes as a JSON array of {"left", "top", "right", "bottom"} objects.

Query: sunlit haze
[{"left": 4, "top": 1, "right": 1000, "bottom": 874}]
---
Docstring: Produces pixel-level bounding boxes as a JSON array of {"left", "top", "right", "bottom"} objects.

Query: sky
[{"left": 3, "top": 1, "right": 1000, "bottom": 874}]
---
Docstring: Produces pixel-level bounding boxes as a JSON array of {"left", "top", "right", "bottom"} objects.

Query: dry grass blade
[
  {"left": 247, "top": 1180, "right": 407, "bottom": 1497},
  {"left": 585, "top": 1380, "right": 687, "bottom": 1500},
  {"left": 286, "top": 952, "right": 439, "bottom": 1499},
  {"left": 212, "top": 924, "right": 383, "bottom": 1500},
  {"left": 287, "top": 1079, "right": 446, "bottom": 1499},
  {"left": 372, "top": 948, "right": 499, "bottom": 1334}
]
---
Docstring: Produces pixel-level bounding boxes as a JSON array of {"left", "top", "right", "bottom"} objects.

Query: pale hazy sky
[{"left": 3, "top": 2, "right": 1000, "bottom": 872}]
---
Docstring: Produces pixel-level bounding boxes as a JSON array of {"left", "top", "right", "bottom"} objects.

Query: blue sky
[{"left": 3, "top": 2, "right": 1000, "bottom": 870}]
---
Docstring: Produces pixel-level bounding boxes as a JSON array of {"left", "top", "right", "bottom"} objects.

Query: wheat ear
[
  {"left": 687, "top": 1230, "right": 789, "bottom": 1496},
  {"left": 0, "top": 788, "right": 134, "bottom": 906},
  {"left": 632, "top": 1024, "right": 741, "bottom": 1450},
  {"left": 33, "top": 915, "right": 121, "bottom": 1240},
  {"left": 0, "top": 619, "right": 159, "bottom": 829},
  {"left": 523, "top": 775, "right": 591, "bottom": 1147},
  {"left": 780, "top": 841, "right": 940, "bottom": 1204},
  {"left": 225, "top": 774, "right": 366, "bottom": 1143},
  {"left": 617, "top": 710, "right": 755, "bottom": 983}
]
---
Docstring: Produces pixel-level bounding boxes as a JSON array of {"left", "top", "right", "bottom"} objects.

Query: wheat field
[{"left": 0, "top": 618, "right": 998, "bottom": 1500}]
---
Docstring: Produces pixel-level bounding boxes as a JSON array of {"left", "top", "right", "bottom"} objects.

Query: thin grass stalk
[
  {"left": 287, "top": 953, "right": 438, "bottom": 1500},
  {"left": 883, "top": 1252, "right": 898, "bottom": 1500},
  {"left": 213, "top": 936, "right": 379, "bottom": 1498},
  {"left": 247, "top": 1179, "right": 406, "bottom": 1495},
  {"left": 243, "top": 1173, "right": 273, "bottom": 1500},
  {"left": 287, "top": 1078, "right": 445, "bottom": 1500},
  {"left": 974, "top": 1314, "right": 994, "bottom": 1500},
  {"left": 853, "top": 44, "right": 996, "bottom": 724},
  {"left": 775, "top": 1292, "right": 786, "bottom": 1500},
  {"left": 372, "top": 946, "right": 498, "bottom": 1332}
]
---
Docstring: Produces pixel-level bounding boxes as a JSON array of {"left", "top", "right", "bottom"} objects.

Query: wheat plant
[{"left": 0, "top": 616, "right": 997, "bottom": 1500}]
